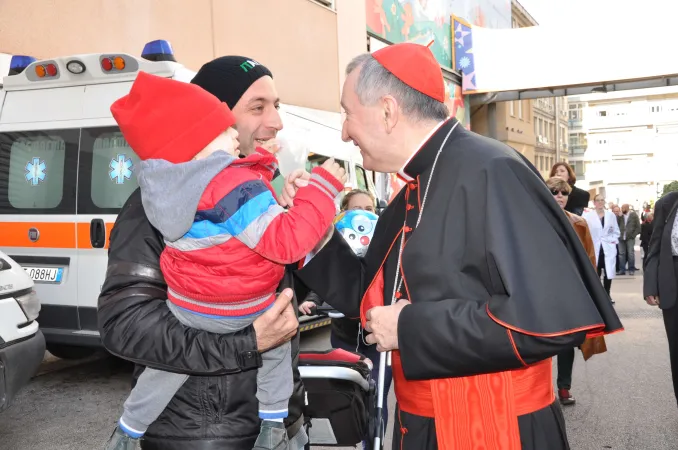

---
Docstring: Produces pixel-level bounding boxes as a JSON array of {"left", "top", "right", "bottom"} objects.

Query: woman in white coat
[{"left": 584, "top": 194, "right": 620, "bottom": 302}]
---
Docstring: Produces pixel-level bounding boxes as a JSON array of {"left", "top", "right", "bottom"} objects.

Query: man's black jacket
[
  {"left": 643, "top": 191, "right": 678, "bottom": 310},
  {"left": 98, "top": 189, "right": 305, "bottom": 450}
]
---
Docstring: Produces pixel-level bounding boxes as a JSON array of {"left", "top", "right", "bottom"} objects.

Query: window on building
[
  {"left": 549, "top": 123, "right": 554, "bottom": 142},
  {"left": 509, "top": 101, "right": 514, "bottom": 116},
  {"left": 575, "top": 161, "right": 584, "bottom": 176},
  {"left": 597, "top": 110, "right": 607, "bottom": 117},
  {"left": 651, "top": 105, "right": 662, "bottom": 113},
  {"left": 518, "top": 100, "right": 523, "bottom": 119}
]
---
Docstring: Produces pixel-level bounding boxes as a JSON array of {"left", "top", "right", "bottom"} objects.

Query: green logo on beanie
[{"left": 240, "top": 60, "right": 261, "bottom": 73}]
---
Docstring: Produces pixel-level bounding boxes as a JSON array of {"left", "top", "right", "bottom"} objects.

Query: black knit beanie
[{"left": 191, "top": 56, "right": 273, "bottom": 109}]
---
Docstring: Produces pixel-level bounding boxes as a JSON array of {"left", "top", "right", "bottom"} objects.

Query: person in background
[
  {"left": 641, "top": 212, "right": 655, "bottom": 267},
  {"left": 298, "top": 188, "right": 392, "bottom": 447},
  {"left": 339, "top": 189, "right": 377, "bottom": 213},
  {"left": 584, "top": 194, "right": 620, "bottom": 302},
  {"left": 551, "top": 162, "right": 590, "bottom": 216},
  {"left": 547, "top": 177, "right": 597, "bottom": 406},
  {"left": 612, "top": 204, "right": 622, "bottom": 273},
  {"left": 617, "top": 204, "right": 641, "bottom": 275},
  {"left": 643, "top": 191, "right": 678, "bottom": 407}
]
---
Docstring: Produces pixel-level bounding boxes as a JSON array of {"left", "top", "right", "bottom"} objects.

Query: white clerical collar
[{"left": 397, "top": 119, "right": 447, "bottom": 182}]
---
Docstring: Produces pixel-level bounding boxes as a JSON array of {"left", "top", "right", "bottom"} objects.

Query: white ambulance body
[{"left": 0, "top": 41, "right": 377, "bottom": 359}]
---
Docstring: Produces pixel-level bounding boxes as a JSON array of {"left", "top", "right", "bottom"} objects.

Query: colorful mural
[
  {"left": 451, "top": 16, "right": 477, "bottom": 92},
  {"left": 445, "top": 80, "right": 471, "bottom": 127},
  {"left": 366, "top": 0, "right": 503, "bottom": 202},
  {"left": 366, "top": 0, "right": 511, "bottom": 68}
]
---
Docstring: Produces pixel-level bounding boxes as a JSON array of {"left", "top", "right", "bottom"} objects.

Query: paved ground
[{"left": 1, "top": 262, "right": 676, "bottom": 449}]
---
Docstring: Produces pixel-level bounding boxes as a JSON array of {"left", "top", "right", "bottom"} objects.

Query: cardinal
[{"left": 296, "top": 42, "right": 623, "bottom": 450}]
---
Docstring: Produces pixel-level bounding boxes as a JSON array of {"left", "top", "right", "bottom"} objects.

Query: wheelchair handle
[{"left": 308, "top": 304, "right": 345, "bottom": 319}]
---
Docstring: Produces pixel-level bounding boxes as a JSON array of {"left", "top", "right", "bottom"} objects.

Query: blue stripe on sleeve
[
  {"left": 194, "top": 180, "right": 270, "bottom": 224},
  {"left": 186, "top": 190, "right": 278, "bottom": 239}
]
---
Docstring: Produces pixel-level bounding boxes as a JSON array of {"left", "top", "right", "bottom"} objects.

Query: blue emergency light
[
  {"left": 8, "top": 55, "right": 37, "bottom": 75},
  {"left": 141, "top": 40, "right": 176, "bottom": 62}
]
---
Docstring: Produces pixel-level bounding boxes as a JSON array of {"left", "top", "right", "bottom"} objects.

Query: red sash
[{"left": 361, "top": 265, "right": 554, "bottom": 450}]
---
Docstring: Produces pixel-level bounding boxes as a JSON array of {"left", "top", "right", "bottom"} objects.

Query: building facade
[
  {"left": 0, "top": 0, "right": 367, "bottom": 113},
  {"left": 567, "top": 97, "right": 588, "bottom": 182},
  {"left": 575, "top": 87, "right": 678, "bottom": 209},
  {"left": 533, "top": 96, "right": 569, "bottom": 179}
]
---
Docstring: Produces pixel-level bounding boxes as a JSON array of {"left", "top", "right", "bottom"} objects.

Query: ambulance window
[
  {"left": 0, "top": 130, "right": 78, "bottom": 214},
  {"left": 355, "top": 165, "right": 369, "bottom": 191},
  {"left": 78, "top": 127, "right": 141, "bottom": 214},
  {"left": 305, "top": 154, "right": 346, "bottom": 171}
]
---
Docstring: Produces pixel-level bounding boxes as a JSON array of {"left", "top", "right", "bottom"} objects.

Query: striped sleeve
[{"left": 184, "top": 167, "right": 342, "bottom": 264}]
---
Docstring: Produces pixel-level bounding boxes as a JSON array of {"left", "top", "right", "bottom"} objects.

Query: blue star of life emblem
[
  {"left": 109, "top": 154, "right": 133, "bottom": 184},
  {"left": 25, "top": 157, "right": 46, "bottom": 186}
]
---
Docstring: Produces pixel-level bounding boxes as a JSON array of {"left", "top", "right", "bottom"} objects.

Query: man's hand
[
  {"left": 279, "top": 169, "right": 311, "bottom": 207},
  {"left": 253, "top": 289, "right": 298, "bottom": 352},
  {"left": 364, "top": 300, "right": 411, "bottom": 352},
  {"left": 299, "top": 301, "right": 316, "bottom": 316},
  {"left": 646, "top": 295, "right": 660, "bottom": 307},
  {"left": 321, "top": 158, "right": 348, "bottom": 185}
]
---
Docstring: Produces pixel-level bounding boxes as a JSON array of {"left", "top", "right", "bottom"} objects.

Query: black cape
[{"left": 297, "top": 118, "right": 623, "bottom": 449}]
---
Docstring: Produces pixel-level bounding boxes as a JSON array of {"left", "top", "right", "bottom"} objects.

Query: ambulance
[{"left": 0, "top": 40, "right": 379, "bottom": 359}]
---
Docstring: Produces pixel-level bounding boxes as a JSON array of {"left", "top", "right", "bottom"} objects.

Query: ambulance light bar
[
  {"left": 141, "top": 39, "right": 176, "bottom": 62},
  {"left": 66, "top": 60, "right": 86, "bottom": 74},
  {"left": 2, "top": 39, "right": 182, "bottom": 91},
  {"left": 9, "top": 55, "right": 36, "bottom": 75},
  {"left": 34, "top": 61, "right": 59, "bottom": 79},
  {"left": 100, "top": 55, "right": 127, "bottom": 72}
]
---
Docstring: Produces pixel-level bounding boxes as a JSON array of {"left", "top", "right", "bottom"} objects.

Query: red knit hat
[
  {"left": 111, "top": 71, "right": 236, "bottom": 163},
  {"left": 372, "top": 43, "right": 445, "bottom": 103}
]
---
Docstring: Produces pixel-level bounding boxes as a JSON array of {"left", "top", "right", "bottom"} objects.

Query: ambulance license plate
[{"left": 23, "top": 267, "right": 64, "bottom": 283}]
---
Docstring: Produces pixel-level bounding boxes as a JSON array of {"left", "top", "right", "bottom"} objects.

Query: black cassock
[{"left": 297, "top": 118, "right": 622, "bottom": 449}]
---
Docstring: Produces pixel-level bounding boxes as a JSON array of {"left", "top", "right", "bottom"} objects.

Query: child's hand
[
  {"left": 258, "top": 139, "right": 281, "bottom": 154},
  {"left": 280, "top": 169, "right": 311, "bottom": 208},
  {"left": 299, "top": 301, "right": 316, "bottom": 316},
  {"left": 321, "top": 158, "right": 348, "bottom": 185}
]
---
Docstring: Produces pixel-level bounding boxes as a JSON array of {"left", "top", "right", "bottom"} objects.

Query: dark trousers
[
  {"left": 664, "top": 260, "right": 678, "bottom": 407},
  {"left": 557, "top": 349, "right": 575, "bottom": 390},
  {"left": 597, "top": 248, "right": 612, "bottom": 295},
  {"left": 330, "top": 331, "right": 393, "bottom": 433},
  {"left": 618, "top": 238, "right": 636, "bottom": 273},
  {"left": 664, "top": 306, "right": 678, "bottom": 408}
]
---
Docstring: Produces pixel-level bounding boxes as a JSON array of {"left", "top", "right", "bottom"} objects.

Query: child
[{"left": 105, "top": 72, "right": 346, "bottom": 450}]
